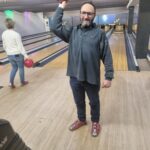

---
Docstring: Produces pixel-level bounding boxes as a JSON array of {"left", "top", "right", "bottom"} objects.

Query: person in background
[
  {"left": 2, "top": 18, "right": 29, "bottom": 88},
  {"left": 50, "top": 1, "right": 114, "bottom": 137}
]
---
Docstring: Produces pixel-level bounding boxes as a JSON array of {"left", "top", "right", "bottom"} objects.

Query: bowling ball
[
  {"left": 24, "top": 58, "right": 34, "bottom": 68},
  {"left": 57, "top": 0, "right": 69, "bottom": 3}
]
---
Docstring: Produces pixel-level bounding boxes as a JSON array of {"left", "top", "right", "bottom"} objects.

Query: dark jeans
[
  {"left": 70, "top": 77, "right": 100, "bottom": 122},
  {"left": 8, "top": 54, "right": 25, "bottom": 84}
]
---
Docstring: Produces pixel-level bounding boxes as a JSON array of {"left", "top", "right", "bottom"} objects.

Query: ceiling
[
  {"left": 0, "top": 0, "right": 140, "bottom": 12},
  {"left": 0, "top": 0, "right": 133, "bottom": 12}
]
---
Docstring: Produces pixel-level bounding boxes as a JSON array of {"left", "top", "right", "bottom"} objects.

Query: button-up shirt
[
  {"left": 50, "top": 7, "right": 114, "bottom": 85},
  {"left": 2, "top": 29, "right": 28, "bottom": 58}
]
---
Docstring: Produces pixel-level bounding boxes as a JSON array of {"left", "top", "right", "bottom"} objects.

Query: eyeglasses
[{"left": 80, "top": 11, "right": 95, "bottom": 16}]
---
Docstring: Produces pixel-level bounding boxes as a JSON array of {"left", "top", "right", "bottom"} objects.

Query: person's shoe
[
  {"left": 69, "top": 120, "right": 87, "bottom": 131},
  {"left": 21, "top": 81, "right": 29, "bottom": 86},
  {"left": 0, "top": 86, "right": 3, "bottom": 89},
  {"left": 91, "top": 122, "right": 101, "bottom": 137},
  {"left": 9, "top": 83, "right": 15, "bottom": 89}
]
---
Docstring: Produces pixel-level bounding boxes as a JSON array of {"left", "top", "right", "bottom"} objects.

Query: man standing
[
  {"left": 2, "top": 18, "right": 29, "bottom": 88},
  {"left": 50, "top": 1, "right": 114, "bottom": 137}
]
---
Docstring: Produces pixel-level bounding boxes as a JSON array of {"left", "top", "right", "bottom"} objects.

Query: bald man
[{"left": 50, "top": 1, "right": 114, "bottom": 137}]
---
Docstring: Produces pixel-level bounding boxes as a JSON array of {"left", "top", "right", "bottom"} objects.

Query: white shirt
[{"left": 2, "top": 29, "right": 28, "bottom": 58}]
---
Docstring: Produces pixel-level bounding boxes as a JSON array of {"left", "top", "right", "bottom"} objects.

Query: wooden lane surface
[
  {"left": 0, "top": 34, "right": 52, "bottom": 51},
  {"left": 30, "top": 41, "right": 68, "bottom": 62},
  {"left": 108, "top": 33, "right": 128, "bottom": 71},
  {"left": 0, "top": 33, "right": 52, "bottom": 46},
  {"left": 44, "top": 51, "right": 68, "bottom": 69},
  {"left": 23, "top": 34, "right": 52, "bottom": 45}
]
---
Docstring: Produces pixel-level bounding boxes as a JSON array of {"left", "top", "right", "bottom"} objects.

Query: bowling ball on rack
[{"left": 24, "top": 58, "right": 34, "bottom": 68}]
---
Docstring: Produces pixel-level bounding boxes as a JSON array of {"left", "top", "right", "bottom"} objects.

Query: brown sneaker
[
  {"left": 69, "top": 120, "right": 87, "bottom": 131},
  {"left": 21, "top": 81, "right": 29, "bottom": 86},
  {"left": 91, "top": 122, "right": 101, "bottom": 137}
]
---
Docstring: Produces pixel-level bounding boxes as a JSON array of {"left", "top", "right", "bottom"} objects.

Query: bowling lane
[
  {"left": 0, "top": 32, "right": 51, "bottom": 43},
  {"left": 0, "top": 33, "right": 54, "bottom": 52},
  {"left": 22, "top": 32, "right": 52, "bottom": 40},
  {"left": 45, "top": 32, "right": 128, "bottom": 71},
  {"left": 0, "top": 32, "right": 52, "bottom": 48},
  {"left": 1, "top": 40, "right": 67, "bottom": 68},
  {"left": 0, "top": 36, "right": 59, "bottom": 59},
  {"left": 23, "top": 34, "right": 53, "bottom": 45},
  {"left": 29, "top": 41, "right": 68, "bottom": 62},
  {"left": 108, "top": 32, "right": 128, "bottom": 71},
  {"left": 23, "top": 36, "right": 58, "bottom": 52},
  {"left": 0, "top": 40, "right": 68, "bottom": 86},
  {"left": 44, "top": 50, "right": 68, "bottom": 69}
]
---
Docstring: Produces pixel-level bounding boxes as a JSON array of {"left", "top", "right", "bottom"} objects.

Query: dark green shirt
[{"left": 50, "top": 7, "right": 114, "bottom": 85}]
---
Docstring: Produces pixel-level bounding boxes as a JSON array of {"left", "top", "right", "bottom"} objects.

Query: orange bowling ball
[{"left": 24, "top": 58, "right": 34, "bottom": 68}]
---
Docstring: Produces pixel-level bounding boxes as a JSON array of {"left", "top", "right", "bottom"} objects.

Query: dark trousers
[{"left": 70, "top": 77, "right": 100, "bottom": 122}]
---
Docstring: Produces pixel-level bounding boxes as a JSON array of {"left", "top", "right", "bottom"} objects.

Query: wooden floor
[{"left": 0, "top": 35, "right": 150, "bottom": 150}]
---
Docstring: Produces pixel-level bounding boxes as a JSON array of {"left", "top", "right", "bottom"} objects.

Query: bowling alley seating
[{"left": 0, "top": 119, "right": 31, "bottom": 150}]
